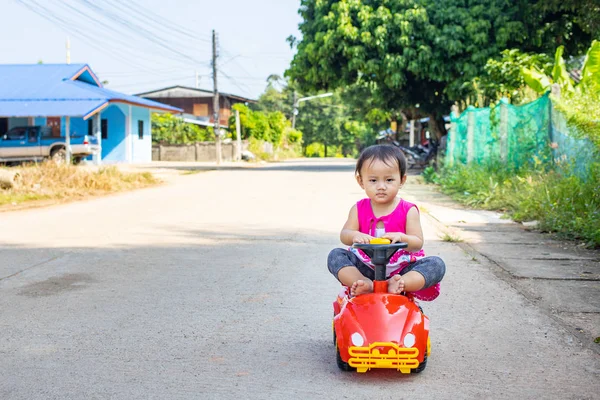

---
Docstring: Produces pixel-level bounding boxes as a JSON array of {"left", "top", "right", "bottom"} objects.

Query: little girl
[{"left": 327, "top": 144, "right": 446, "bottom": 299}]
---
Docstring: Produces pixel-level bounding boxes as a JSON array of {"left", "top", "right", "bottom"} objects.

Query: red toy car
[{"left": 333, "top": 240, "right": 430, "bottom": 373}]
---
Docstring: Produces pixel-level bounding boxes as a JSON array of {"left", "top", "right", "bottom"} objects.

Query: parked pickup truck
[{"left": 0, "top": 126, "right": 99, "bottom": 164}]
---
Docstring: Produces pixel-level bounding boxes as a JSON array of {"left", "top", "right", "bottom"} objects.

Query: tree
[
  {"left": 521, "top": 41, "right": 600, "bottom": 149},
  {"left": 254, "top": 76, "right": 382, "bottom": 156},
  {"left": 151, "top": 113, "right": 212, "bottom": 144},
  {"left": 255, "top": 77, "right": 294, "bottom": 119},
  {"left": 286, "top": 0, "right": 595, "bottom": 139},
  {"left": 464, "top": 49, "right": 553, "bottom": 107},
  {"left": 294, "top": 93, "right": 344, "bottom": 157},
  {"left": 228, "top": 103, "right": 299, "bottom": 147},
  {"left": 532, "top": 0, "right": 600, "bottom": 48}
]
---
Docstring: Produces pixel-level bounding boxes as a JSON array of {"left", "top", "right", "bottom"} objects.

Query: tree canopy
[{"left": 286, "top": 0, "right": 596, "bottom": 136}]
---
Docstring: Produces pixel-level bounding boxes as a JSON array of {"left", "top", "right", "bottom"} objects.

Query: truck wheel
[
  {"left": 73, "top": 156, "right": 83, "bottom": 165},
  {"left": 51, "top": 148, "right": 67, "bottom": 164}
]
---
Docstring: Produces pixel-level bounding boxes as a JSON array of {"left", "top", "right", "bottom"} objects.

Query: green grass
[
  {"left": 440, "top": 232, "right": 463, "bottom": 242},
  {"left": 437, "top": 162, "right": 600, "bottom": 247},
  {"left": 0, "top": 162, "right": 159, "bottom": 208}
]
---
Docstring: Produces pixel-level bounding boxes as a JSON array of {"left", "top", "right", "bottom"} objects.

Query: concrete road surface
[{"left": 0, "top": 159, "right": 598, "bottom": 400}]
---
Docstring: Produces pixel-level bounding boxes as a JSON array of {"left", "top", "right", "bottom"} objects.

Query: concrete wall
[{"left": 152, "top": 141, "right": 248, "bottom": 162}]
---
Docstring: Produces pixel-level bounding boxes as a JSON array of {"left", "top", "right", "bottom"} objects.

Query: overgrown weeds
[
  {"left": 0, "top": 162, "right": 159, "bottom": 208},
  {"left": 436, "top": 162, "right": 600, "bottom": 247}
]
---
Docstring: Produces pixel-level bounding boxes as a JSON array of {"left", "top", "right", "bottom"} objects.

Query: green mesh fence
[
  {"left": 447, "top": 93, "right": 597, "bottom": 174},
  {"left": 550, "top": 109, "right": 598, "bottom": 178}
]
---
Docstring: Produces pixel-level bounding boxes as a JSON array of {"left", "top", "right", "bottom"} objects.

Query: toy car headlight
[
  {"left": 351, "top": 332, "right": 365, "bottom": 346},
  {"left": 403, "top": 333, "right": 416, "bottom": 348}
]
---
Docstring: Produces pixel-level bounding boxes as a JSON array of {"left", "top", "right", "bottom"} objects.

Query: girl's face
[{"left": 356, "top": 157, "right": 406, "bottom": 205}]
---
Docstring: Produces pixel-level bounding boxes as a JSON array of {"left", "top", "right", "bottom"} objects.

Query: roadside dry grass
[{"left": 0, "top": 162, "right": 159, "bottom": 210}]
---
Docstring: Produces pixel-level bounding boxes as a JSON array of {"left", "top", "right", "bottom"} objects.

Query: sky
[{"left": 0, "top": 0, "right": 302, "bottom": 100}]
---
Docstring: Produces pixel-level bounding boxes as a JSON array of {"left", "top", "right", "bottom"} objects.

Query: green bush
[
  {"left": 247, "top": 136, "right": 303, "bottom": 162},
  {"left": 554, "top": 82, "right": 600, "bottom": 150},
  {"left": 437, "top": 163, "right": 600, "bottom": 247},
  {"left": 305, "top": 142, "right": 325, "bottom": 158},
  {"left": 228, "top": 104, "right": 300, "bottom": 147},
  {"left": 151, "top": 113, "right": 213, "bottom": 144},
  {"left": 421, "top": 166, "right": 438, "bottom": 184}
]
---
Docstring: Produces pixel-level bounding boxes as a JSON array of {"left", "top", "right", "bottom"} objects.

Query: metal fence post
[
  {"left": 448, "top": 105, "right": 460, "bottom": 166},
  {"left": 466, "top": 106, "right": 475, "bottom": 164},
  {"left": 499, "top": 98, "right": 509, "bottom": 163}
]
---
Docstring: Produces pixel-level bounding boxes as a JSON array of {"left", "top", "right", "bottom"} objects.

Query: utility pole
[
  {"left": 195, "top": 70, "right": 200, "bottom": 89},
  {"left": 66, "top": 37, "right": 71, "bottom": 64},
  {"left": 212, "top": 30, "right": 222, "bottom": 164},
  {"left": 65, "top": 116, "right": 71, "bottom": 164},
  {"left": 235, "top": 109, "right": 242, "bottom": 161}
]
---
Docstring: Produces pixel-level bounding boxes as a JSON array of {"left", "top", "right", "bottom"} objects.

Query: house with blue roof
[{"left": 0, "top": 64, "right": 182, "bottom": 163}]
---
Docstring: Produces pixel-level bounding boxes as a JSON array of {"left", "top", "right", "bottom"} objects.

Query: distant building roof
[
  {"left": 0, "top": 64, "right": 183, "bottom": 119},
  {"left": 136, "top": 85, "right": 256, "bottom": 104}
]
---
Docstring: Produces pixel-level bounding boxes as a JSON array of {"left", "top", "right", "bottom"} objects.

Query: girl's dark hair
[{"left": 355, "top": 144, "right": 407, "bottom": 178}]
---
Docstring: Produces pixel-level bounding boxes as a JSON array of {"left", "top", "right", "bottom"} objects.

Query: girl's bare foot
[
  {"left": 351, "top": 279, "right": 373, "bottom": 297},
  {"left": 387, "top": 275, "right": 405, "bottom": 294}
]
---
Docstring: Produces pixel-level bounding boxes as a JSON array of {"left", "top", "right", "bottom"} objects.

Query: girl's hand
[
  {"left": 352, "top": 234, "right": 374, "bottom": 244},
  {"left": 382, "top": 232, "right": 406, "bottom": 244}
]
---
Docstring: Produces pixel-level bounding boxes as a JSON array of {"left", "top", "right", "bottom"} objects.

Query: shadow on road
[{"left": 131, "top": 159, "right": 424, "bottom": 175}]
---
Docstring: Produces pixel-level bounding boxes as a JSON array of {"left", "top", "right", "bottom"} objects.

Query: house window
[
  {"left": 138, "top": 120, "right": 144, "bottom": 139},
  {"left": 88, "top": 119, "right": 93, "bottom": 136},
  {"left": 101, "top": 119, "right": 108, "bottom": 139},
  {"left": 220, "top": 108, "right": 231, "bottom": 123},
  {"left": 193, "top": 103, "right": 209, "bottom": 117},
  {"left": 0, "top": 118, "right": 8, "bottom": 135}
]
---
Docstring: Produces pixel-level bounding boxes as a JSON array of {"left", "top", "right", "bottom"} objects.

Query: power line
[
  {"left": 103, "top": 0, "right": 212, "bottom": 45},
  {"left": 17, "top": 0, "right": 215, "bottom": 76},
  {"left": 219, "top": 70, "right": 255, "bottom": 97},
  {"left": 14, "top": 0, "right": 159, "bottom": 72},
  {"left": 99, "top": 67, "right": 209, "bottom": 77},
  {"left": 15, "top": 0, "right": 281, "bottom": 99},
  {"left": 74, "top": 0, "right": 208, "bottom": 66},
  {"left": 220, "top": 48, "right": 256, "bottom": 79},
  {"left": 45, "top": 0, "right": 182, "bottom": 68},
  {"left": 107, "top": 74, "right": 196, "bottom": 89}
]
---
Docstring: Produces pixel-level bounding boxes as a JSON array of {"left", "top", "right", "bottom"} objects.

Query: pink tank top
[{"left": 350, "top": 198, "right": 440, "bottom": 301}]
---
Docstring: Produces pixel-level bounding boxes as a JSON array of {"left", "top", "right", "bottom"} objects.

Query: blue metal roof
[{"left": 0, "top": 64, "right": 182, "bottom": 118}]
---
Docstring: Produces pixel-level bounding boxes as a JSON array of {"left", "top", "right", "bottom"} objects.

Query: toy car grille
[{"left": 348, "top": 342, "right": 420, "bottom": 373}]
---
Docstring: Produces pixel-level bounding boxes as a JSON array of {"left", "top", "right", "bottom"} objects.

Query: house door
[{"left": 47, "top": 117, "right": 61, "bottom": 137}]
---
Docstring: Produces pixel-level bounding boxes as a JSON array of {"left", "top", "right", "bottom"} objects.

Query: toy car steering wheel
[{"left": 353, "top": 239, "right": 408, "bottom": 281}]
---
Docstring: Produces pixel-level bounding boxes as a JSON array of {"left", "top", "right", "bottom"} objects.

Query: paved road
[{"left": 0, "top": 159, "right": 598, "bottom": 399}]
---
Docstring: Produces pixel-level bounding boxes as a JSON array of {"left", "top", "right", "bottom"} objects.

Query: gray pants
[{"left": 327, "top": 248, "right": 446, "bottom": 289}]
